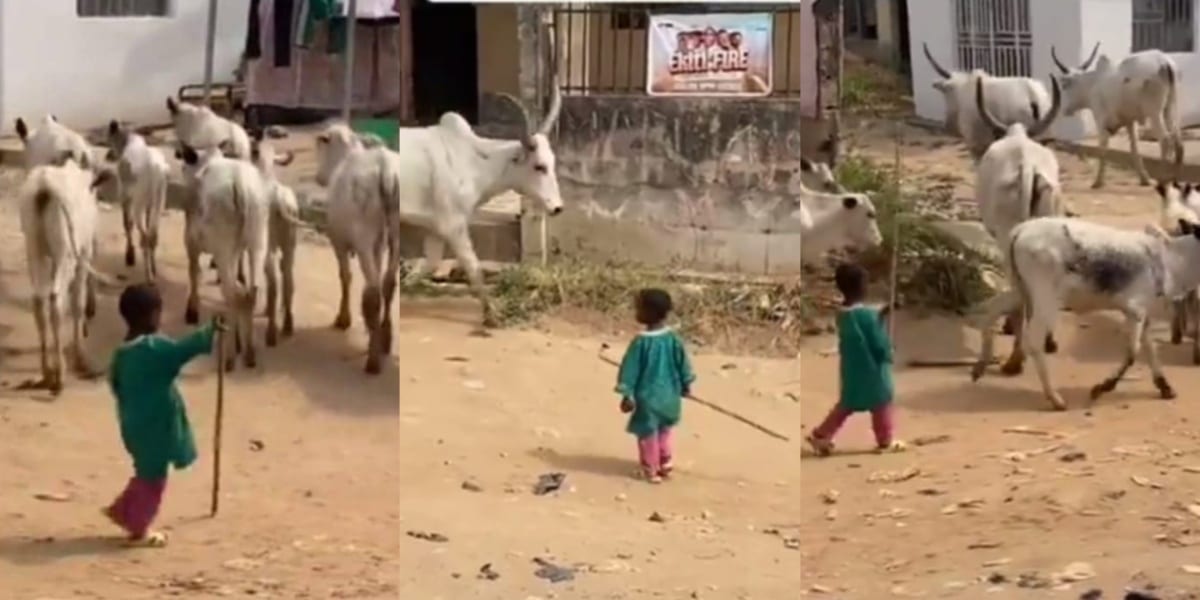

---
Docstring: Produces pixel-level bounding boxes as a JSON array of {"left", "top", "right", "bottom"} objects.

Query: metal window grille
[
  {"left": 77, "top": 0, "right": 170, "bottom": 17},
  {"left": 954, "top": 0, "right": 1031, "bottom": 77},
  {"left": 1132, "top": 0, "right": 1194, "bottom": 52},
  {"left": 554, "top": 3, "right": 800, "bottom": 97}
]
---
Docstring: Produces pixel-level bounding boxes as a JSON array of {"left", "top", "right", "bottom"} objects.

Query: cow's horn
[
  {"left": 923, "top": 43, "right": 952, "bottom": 79},
  {"left": 974, "top": 77, "right": 1006, "bottom": 140},
  {"left": 1050, "top": 46, "right": 1069, "bottom": 74},
  {"left": 1027, "top": 75, "right": 1062, "bottom": 140},
  {"left": 1079, "top": 42, "right": 1101, "bottom": 70}
]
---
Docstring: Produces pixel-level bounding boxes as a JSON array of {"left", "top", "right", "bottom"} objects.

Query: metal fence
[
  {"left": 1132, "top": 0, "right": 1194, "bottom": 52},
  {"left": 551, "top": 3, "right": 801, "bottom": 97},
  {"left": 954, "top": 0, "right": 1032, "bottom": 77}
]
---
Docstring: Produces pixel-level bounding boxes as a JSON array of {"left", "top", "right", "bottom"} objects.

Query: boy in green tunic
[
  {"left": 102, "top": 284, "right": 220, "bottom": 547},
  {"left": 616, "top": 288, "right": 695, "bottom": 484},
  {"left": 806, "top": 263, "right": 906, "bottom": 456}
]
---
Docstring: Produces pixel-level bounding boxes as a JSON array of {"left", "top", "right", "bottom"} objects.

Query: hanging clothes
[
  {"left": 295, "top": 0, "right": 346, "bottom": 54},
  {"left": 244, "top": 0, "right": 263, "bottom": 59},
  {"left": 273, "top": 0, "right": 296, "bottom": 67}
]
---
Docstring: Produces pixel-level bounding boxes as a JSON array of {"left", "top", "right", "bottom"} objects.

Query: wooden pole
[
  {"left": 888, "top": 121, "right": 902, "bottom": 342},
  {"left": 341, "top": 0, "right": 360, "bottom": 122},
  {"left": 202, "top": 0, "right": 219, "bottom": 107},
  {"left": 210, "top": 325, "right": 226, "bottom": 517}
]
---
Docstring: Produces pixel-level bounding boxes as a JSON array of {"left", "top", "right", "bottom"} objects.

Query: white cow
[
  {"left": 15, "top": 115, "right": 98, "bottom": 169},
  {"left": 791, "top": 158, "right": 845, "bottom": 194},
  {"left": 922, "top": 43, "right": 1056, "bottom": 161},
  {"left": 167, "top": 97, "right": 253, "bottom": 160},
  {"left": 972, "top": 74, "right": 1066, "bottom": 366},
  {"left": 17, "top": 153, "right": 113, "bottom": 394},
  {"left": 248, "top": 132, "right": 302, "bottom": 347},
  {"left": 106, "top": 120, "right": 170, "bottom": 281},
  {"left": 1052, "top": 44, "right": 1183, "bottom": 188},
  {"left": 973, "top": 216, "right": 1200, "bottom": 410},
  {"left": 797, "top": 184, "right": 883, "bottom": 264},
  {"left": 1156, "top": 181, "right": 1200, "bottom": 364},
  {"left": 177, "top": 144, "right": 271, "bottom": 371}
]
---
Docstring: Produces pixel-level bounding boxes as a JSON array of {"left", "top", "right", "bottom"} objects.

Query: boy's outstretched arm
[{"left": 156, "top": 321, "right": 218, "bottom": 376}]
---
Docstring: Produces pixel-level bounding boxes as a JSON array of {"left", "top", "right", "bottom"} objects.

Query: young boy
[
  {"left": 616, "top": 288, "right": 696, "bottom": 483},
  {"left": 103, "top": 284, "right": 220, "bottom": 547},
  {"left": 806, "top": 263, "right": 905, "bottom": 456}
]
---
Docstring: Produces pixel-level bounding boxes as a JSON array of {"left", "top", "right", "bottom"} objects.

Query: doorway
[{"left": 410, "top": 0, "right": 479, "bottom": 124}]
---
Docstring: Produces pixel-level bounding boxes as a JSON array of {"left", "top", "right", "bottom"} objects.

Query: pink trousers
[
  {"left": 107, "top": 477, "right": 167, "bottom": 538},
  {"left": 637, "top": 427, "right": 674, "bottom": 475},
  {"left": 811, "top": 403, "right": 895, "bottom": 447}
]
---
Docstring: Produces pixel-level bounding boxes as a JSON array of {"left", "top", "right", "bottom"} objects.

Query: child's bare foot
[
  {"left": 876, "top": 440, "right": 907, "bottom": 454},
  {"left": 122, "top": 531, "right": 168, "bottom": 548},
  {"left": 806, "top": 434, "right": 834, "bottom": 457}
]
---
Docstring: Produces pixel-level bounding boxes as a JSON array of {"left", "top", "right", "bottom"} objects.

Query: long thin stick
[
  {"left": 597, "top": 352, "right": 790, "bottom": 442},
  {"left": 201, "top": 0, "right": 218, "bottom": 108},
  {"left": 888, "top": 121, "right": 902, "bottom": 342},
  {"left": 210, "top": 325, "right": 226, "bottom": 517}
]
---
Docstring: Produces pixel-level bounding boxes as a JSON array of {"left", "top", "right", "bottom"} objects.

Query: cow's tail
[
  {"left": 376, "top": 157, "right": 401, "bottom": 263},
  {"left": 1018, "top": 162, "right": 1036, "bottom": 223},
  {"left": 1007, "top": 223, "right": 1032, "bottom": 328},
  {"left": 34, "top": 179, "right": 119, "bottom": 289},
  {"left": 1162, "top": 62, "right": 1185, "bottom": 168}
]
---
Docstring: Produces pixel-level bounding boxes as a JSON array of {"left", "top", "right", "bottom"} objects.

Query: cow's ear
[
  {"left": 90, "top": 169, "right": 115, "bottom": 191},
  {"left": 1191, "top": 222, "right": 1200, "bottom": 240},
  {"left": 800, "top": 158, "right": 815, "bottom": 173},
  {"left": 15, "top": 118, "right": 27, "bottom": 141},
  {"left": 1156, "top": 181, "right": 1170, "bottom": 197},
  {"left": 842, "top": 195, "right": 859, "bottom": 210},
  {"left": 1181, "top": 219, "right": 1195, "bottom": 235},
  {"left": 180, "top": 144, "right": 199, "bottom": 165}
]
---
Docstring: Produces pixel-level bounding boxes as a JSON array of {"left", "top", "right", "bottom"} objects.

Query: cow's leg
[
  {"left": 31, "top": 296, "right": 50, "bottom": 388},
  {"left": 405, "top": 234, "right": 444, "bottom": 284},
  {"left": 185, "top": 240, "right": 202, "bottom": 325},
  {"left": 1000, "top": 309, "right": 1026, "bottom": 376},
  {"left": 281, "top": 236, "right": 296, "bottom": 338},
  {"left": 1171, "top": 298, "right": 1186, "bottom": 344},
  {"left": 1089, "top": 310, "right": 1142, "bottom": 404},
  {"left": 122, "top": 195, "right": 136, "bottom": 267},
  {"left": 1044, "top": 330, "right": 1058, "bottom": 354},
  {"left": 1139, "top": 313, "right": 1176, "bottom": 399},
  {"left": 84, "top": 242, "right": 96, "bottom": 323},
  {"left": 1001, "top": 310, "right": 1017, "bottom": 336},
  {"left": 1022, "top": 288, "right": 1065, "bottom": 410},
  {"left": 972, "top": 289, "right": 1022, "bottom": 381},
  {"left": 333, "top": 244, "right": 353, "bottom": 330},
  {"left": 1188, "top": 290, "right": 1200, "bottom": 365},
  {"left": 443, "top": 224, "right": 495, "bottom": 331},
  {"left": 47, "top": 292, "right": 64, "bottom": 396},
  {"left": 264, "top": 252, "right": 279, "bottom": 348},
  {"left": 1151, "top": 112, "right": 1173, "bottom": 164},
  {"left": 380, "top": 228, "right": 401, "bottom": 355},
  {"left": 358, "top": 237, "right": 385, "bottom": 375},
  {"left": 1128, "top": 123, "right": 1153, "bottom": 186},
  {"left": 1091, "top": 130, "right": 1112, "bottom": 189}
]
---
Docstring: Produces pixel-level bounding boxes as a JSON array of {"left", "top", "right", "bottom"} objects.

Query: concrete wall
[
  {"left": 1, "top": 0, "right": 251, "bottom": 131},
  {"left": 529, "top": 95, "right": 830, "bottom": 275},
  {"left": 477, "top": 4, "right": 520, "bottom": 97}
]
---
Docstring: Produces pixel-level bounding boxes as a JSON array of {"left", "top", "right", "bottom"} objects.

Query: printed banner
[{"left": 646, "top": 12, "right": 774, "bottom": 97}]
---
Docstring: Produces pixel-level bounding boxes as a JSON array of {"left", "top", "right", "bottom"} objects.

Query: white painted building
[
  {"left": 907, "top": 0, "right": 1200, "bottom": 141},
  {"left": 1, "top": 0, "right": 250, "bottom": 132}
]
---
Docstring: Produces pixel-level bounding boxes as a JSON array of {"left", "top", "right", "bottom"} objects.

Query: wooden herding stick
[
  {"left": 210, "top": 323, "right": 226, "bottom": 517},
  {"left": 887, "top": 121, "right": 902, "bottom": 343},
  {"left": 597, "top": 348, "right": 790, "bottom": 442}
]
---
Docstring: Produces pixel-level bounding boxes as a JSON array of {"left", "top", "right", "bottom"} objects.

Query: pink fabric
[
  {"left": 107, "top": 477, "right": 167, "bottom": 538},
  {"left": 637, "top": 427, "right": 674, "bottom": 475},
  {"left": 247, "top": 0, "right": 401, "bottom": 111},
  {"left": 812, "top": 403, "right": 895, "bottom": 447}
]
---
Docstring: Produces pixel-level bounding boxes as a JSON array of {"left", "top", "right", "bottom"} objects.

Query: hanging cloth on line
[{"left": 295, "top": 0, "right": 399, "bottom": 55}]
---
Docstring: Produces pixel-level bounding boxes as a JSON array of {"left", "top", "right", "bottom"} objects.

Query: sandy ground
[
  {"left": 398, "top": 303, "right": 801, "bottom": 598},
  {"left": 801, "top": 126, "right": 1200, "bottom": 598},
  {"left": 0, "top": 178, "right": 399, "bottom": 598}
]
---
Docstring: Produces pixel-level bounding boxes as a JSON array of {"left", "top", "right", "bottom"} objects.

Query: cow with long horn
[
  {"left": 922, "top": 43, "right": 1055, "bottom": 162},
  {"left": 1051, "top": 43, "right": 1183, "bottom": 189},
  {"left": 971, "top": 75, "right": 1067, "bottom": 378}
]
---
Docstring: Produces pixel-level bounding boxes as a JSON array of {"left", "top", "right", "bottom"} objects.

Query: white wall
[
  {"left": 906, "top": 0, "right": 954, "bottom": 126},
  {"left": 0, "top": 0, "right": 251, "bottom": 132}
]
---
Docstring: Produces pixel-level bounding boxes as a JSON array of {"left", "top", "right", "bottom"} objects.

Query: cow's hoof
[
  {"left": 185, "top": 306, "right": 199, "bottom": 325},
  {"left": 1044, "top": 337, "right": 1058, "bottom": 354},
  {"left": 1048, "top": 394, "right": 1067, "bottom": 411},
  {"left": 1001, "top": 320, "right": 1015, "bottom": 336},
  {"left": 999, "top": 360, "right": 1023, "bottom": 377},
  {"left": 282, "top": 318, "right": 294, "bottom": 337},
  {"left": 1138, "top": 178, "right": 1152, "bottom": 187},
  {"left": 1192, "top": 349, "right": 1200, "bottom": 366},
  {"left": 265, "top": 327, "right": 278, "bottom": 348},
  {"left": 380, "top": 326, "right": 393, "bottom": 355},
  {"left": 1172, "top": 329, "right": 1184, "bottom": 345},
  {"left": 125, "top": 246, "right": 135, "bottom": 267},
  {"left": 1091, "top": 180, "right": 1105, "bottom": 190},
  {"left": 333, "top": 313, "right": 351, "bottom": 330},
  {"left": 364, "top": 355, "right": 383, "bottom": 375},
  {"left": 244, "top": 354, "right": 257, "bottom": 369},
  {"left": 1155, "top": 375, "right": 1177, "bottom": 399},
  {"left": 970, "top": 362, "right": 987, "bottom": 382},
  {"left": 224, "top": 357, "right": 236, "bottom": 373},
  {"left": 1090, "top": 379, "right": 1116, "bottom": 400}
]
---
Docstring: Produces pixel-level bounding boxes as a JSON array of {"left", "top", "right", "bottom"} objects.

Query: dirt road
[
  {"left": 399, "top": 300, "right": 801, "bottom": 599},
  {"left": 0, "top": 180, "right": 399, "bottom": 599},
  {"left": 801, "top": 126, "right": 1200, "bottom": 598}
]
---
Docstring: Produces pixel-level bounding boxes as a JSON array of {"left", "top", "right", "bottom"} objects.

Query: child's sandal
[
  {"left": 123, "top": 531, "right": 168, "bottom": 548},
  {"left": 806, "top": 434, "right": 834, "bottom": 457},
  {"left": 876, "top": 440, "right": 908, "bottom": 454}
]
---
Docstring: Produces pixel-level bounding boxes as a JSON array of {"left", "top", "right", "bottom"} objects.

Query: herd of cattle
[
  {"left": 798, "top": 43, "right": 1200, "bottom": 412},
  {"left": 10, "top": 77, "right": 567, "bottom": 394}
]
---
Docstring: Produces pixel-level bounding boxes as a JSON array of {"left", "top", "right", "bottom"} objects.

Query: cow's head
[
  {"left": 313, "top": 123, "right": 359, "bottom": 187},
  {"left": 835, "top": 193, "right": 883, "bottom": 251},
  {"left": 922, "top": 43, "right": 975, "bottom": 134},
  {"left": 16, "top": 115, "right": 94, "bottom": 169},
  {"left": 1050, "top": 43, "right": 1102, "bottom": 116},
  {"left": 166, "top": 96, "right": 217, "bottom": 136},
  {"left": 174, "top": 142, "right": 217, "bottom": 184},
  {"left": 974, "top": 74, "right": 1063, "bottom": 142},
  {"left": 497, "top": 80, "right": 565, "bottom": 216},
  {"left": 105, "top": 119, "right": 133, "bottom": 161},
  {"left": 793, "top": 158, "right": 844, "bottom": 193}
]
